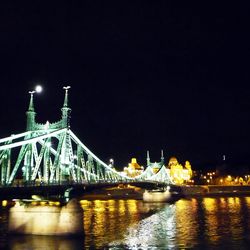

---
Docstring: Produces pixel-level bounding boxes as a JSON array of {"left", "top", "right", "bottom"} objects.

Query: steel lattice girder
[{"left": 0, "top": 128, "right": 174, "bottom": 186}]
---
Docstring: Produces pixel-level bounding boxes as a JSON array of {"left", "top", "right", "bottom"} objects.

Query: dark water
[{"left": 1, "top": 197, "right": 250, "bottom": 249}]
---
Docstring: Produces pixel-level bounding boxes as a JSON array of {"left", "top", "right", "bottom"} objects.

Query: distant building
[
  {"left": 168, "top": 157, "right": 192, "bottom": 184},
  {"left": 123, "top": 151, "right": 193, "bottom": 183},
  {"left": 146, "top": 151, "right": 193, "bottom": 184},
  {"left": 123, "top": 158, "right": 144, "bottom": 177}
]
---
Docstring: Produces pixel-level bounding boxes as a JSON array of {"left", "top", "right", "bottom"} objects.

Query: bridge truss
[{"left": 0, "top": 87, "right": 174, "bottom": 187}]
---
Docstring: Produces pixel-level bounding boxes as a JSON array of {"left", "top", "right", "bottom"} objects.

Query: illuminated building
[
  {"left": 123, "top": 151, "right": 193, "bottom": 184},
  {"left": 146, "top": 152, "right": 193, "bottom": 184},
  {"left": 123, "top": 158, "right": 144, "bottom": 177},
  {"left": 168, "top": 157, "right": 192, "bottom": 184}
]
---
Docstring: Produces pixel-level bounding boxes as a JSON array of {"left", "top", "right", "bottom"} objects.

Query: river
[{"left": 1, "top": 196, "right": 250, "bottom": 249}]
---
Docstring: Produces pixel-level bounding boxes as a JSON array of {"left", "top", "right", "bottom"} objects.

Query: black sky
[{"left": 0, "top": 2, "right": 250, "bottom": 170}]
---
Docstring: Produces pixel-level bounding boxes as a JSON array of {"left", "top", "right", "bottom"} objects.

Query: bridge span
[
  {"left": 0, "top": 87, "right": 175, "bottom": 200},
  {"left": 0, "top": 180, "right": 173, "bottom": 200}
]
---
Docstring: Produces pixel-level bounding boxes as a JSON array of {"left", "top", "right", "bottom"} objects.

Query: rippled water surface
[{"left": 1, "top": 197, "right": 250, "bottom": 249}]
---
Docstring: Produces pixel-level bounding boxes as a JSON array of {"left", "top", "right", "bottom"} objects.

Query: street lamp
[
  {"left": 35, "top": 85, "right": 43, "bottom": 93},
  {"left": 109, "top": 159, "right": 114, "bottom": 168}
]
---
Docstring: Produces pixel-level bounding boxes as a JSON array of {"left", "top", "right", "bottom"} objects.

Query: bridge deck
[{"left": 0, "top": 181, "right": 170, "bottom": 200}]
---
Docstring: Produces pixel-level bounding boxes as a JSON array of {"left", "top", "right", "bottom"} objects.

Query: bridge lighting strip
[
  {"left": 69, "top": 130, "right": 133, "bottom": 180},
  {"left": 147, "top": 166, "right": 174, "bottom": 183},
  {"left": 134, "top": 166, "right": 154, "bottom": 180},
  {"left": 0, "top": 129, "right": 58, "bottom": 145},
  {"left": 150, "top": 166, "right": 174, "bottom": 184},
  {"left": 0, "top": 131, "right": 31, "bottom": 144},
  {"left": 0, "top": 128, "right": 67, "bottom": 151}
]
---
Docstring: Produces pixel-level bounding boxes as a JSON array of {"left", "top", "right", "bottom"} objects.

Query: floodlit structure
[
  {"left": 146, "top": 150, "right": 165, "bottom": 173},
  {"left": 123, "top": 158, "right": 144, "bottom": 177},
  {"left": 168, "top": 157, "right": 192, "bottom": 184},
  {"left": 0, "top": 87, "right": 174, "bottom": 187},
  {"left": 143, "top": 153, "right": 193, "bottom": 184},
  {"left": 8, "top": 199, "right": 83, "bottom": 235}
]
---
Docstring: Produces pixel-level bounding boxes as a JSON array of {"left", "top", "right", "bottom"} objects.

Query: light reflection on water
[
  {"left": 1, "top": 197, "right": 250, "bottom": 249},
  {"left": 109, "top": 197, "right": 250, "bottom": 249},
  {"left": 110, "top": 203, "right": 177, "bottom": 249},
  {"left": 81, "top": 199, "right": 165, "bottom": 249}
]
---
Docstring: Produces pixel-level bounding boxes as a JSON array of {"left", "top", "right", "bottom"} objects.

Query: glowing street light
[
  {"left": 35, "top": 85, "right": 43, "bottom": 93},
  {"left": 29, "top": 85, "right": 43, "bottom": 95},
  {"left": 109, "top": 159, "right": 114, "bottom": 168}
]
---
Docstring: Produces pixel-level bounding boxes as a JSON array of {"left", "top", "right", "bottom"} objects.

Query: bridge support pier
[{"left": 8, "top": 199, "right": 84, "bottom": 236}]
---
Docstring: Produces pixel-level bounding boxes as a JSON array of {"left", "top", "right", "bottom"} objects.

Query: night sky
[{"left": 0, "top": 2, "right": 250, "bottom": 170}]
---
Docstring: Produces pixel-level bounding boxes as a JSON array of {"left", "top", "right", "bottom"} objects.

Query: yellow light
[
  {"left": 79, "top": 199, "right": 91, "bottom": 209},
  {"left": 54, "top": 201, "right": 60, "bottom": 206},
  {"left": 2, "top": 200, "right": 8, "bottom": 207}
]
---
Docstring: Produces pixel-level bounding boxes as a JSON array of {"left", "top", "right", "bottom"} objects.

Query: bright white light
[{"left": 35, "top": 85, "right": 43, "bottom": 93}]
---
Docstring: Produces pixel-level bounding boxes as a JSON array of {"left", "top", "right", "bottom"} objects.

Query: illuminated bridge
[{"left": 0, "top": 87, "right": 174, "bottom": 200}]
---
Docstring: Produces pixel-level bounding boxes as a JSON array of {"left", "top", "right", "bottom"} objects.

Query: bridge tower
[
  {"left": 1, "top": 87, "right": 76, "bottom": 185},
  {"left": 61, "top": 86, "right": 71, "bottom": 128},
  {"left": 0, "top": 86, "right": 127, "bottom": 187},
  {"left": 146, "top": 150, "right": 150, "bottom": 167},
  {"left": 146, "top": 150, "right": 165, "bottom": 168},
  {"left": 26, "top": 91, "right": 36, "bottom": 131},
  {"left": 161, "top": 149, "right": 165, "bottom": 165}
]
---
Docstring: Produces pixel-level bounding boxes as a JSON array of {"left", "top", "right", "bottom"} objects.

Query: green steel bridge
[{"left": 0, "top": 87, "right": 174, "bottom": 199}]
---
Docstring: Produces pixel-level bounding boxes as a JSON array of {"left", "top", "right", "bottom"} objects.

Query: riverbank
[
  {"left": 2, "top": 185, "right": 249, "bottom": 203},
  {"left": 80, "top": 185, "right": 250, "bottom": 200},
  {"left": 180, "top": 185, "right": 250, "bottom": 197}
]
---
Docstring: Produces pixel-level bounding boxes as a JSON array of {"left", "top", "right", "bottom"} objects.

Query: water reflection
[
  {"left": 174, "top": 199, "right": 199, "bottom": 248},
  {"left": 201, "top": 197, "right": 245, "bottom": 247},
  {"left": 81, "top": 199, "right": 165, "bottom": 248},
  {"left": 8, "top": 235, "right": 84, "bottom": 250},
  {"left": 1, "top": 197, "right": 250, "bottom": 249},
  {"left": 109, "top": 197, "right": 250, "bottom": 249},
  {"left": 110, "top": 203, "right": 177, "bottom": 249}
]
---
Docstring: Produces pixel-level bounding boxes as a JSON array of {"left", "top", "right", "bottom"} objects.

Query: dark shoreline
[
  {"left": 80, "top": 185, "right": 250, "bottom": 200},
  {"left": 2, "top": 185, "right": 250, "bottom": 202},
  {"left": 180, "top": 185, "right": 250, "bottom": 198}
]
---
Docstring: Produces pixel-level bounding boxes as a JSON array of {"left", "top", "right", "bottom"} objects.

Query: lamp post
[
  {"left": 109, "top": 159, "right": 114, "bottom": 168},
  {"left": 35, "top": 85, "right": 43, "bottom": 93}
]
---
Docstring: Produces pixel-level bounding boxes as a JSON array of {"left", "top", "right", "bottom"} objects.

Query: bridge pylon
[
  {"left": 0, "top": 87, "right": 174, "bottom": 188},
  {"left": 0, "top": 87, "right": 129, "bottom": 186}
]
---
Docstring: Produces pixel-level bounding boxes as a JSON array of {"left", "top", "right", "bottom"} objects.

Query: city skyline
[{"left": 0, "top": 2, "right": 250, "bottom": 169}]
